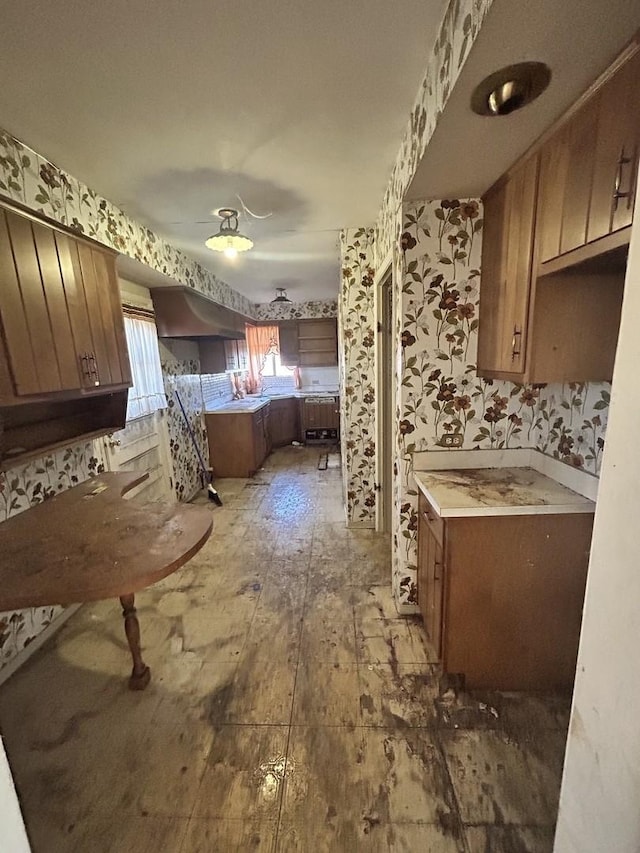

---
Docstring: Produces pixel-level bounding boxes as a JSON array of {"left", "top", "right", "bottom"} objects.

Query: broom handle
[{"left": 174, "top": 391, "right": 210, "bottom": 482}]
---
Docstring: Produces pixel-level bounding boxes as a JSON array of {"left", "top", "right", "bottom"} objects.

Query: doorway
[{"left": 375, "top": 260, "right": 394, "bottom": 533}]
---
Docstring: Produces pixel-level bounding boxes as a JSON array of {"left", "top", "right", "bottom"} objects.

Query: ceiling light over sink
[
  {"left": 271, "top": 288, "right": 292, "bottom": 303},
  {"left": 471, "top": 62, "right": 551, "bottom": 117},
  {"left": 205, "top": 208, "right": 253, "bottom": 258}
]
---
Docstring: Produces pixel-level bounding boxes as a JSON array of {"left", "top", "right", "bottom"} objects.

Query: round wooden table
[{"left": 0, "top": 472, "right": 213, "bottom": 689}]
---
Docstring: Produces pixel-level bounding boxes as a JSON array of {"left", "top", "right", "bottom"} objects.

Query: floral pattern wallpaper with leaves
[
  {"left": 0, "top": 443, "right": 104, "bottom": 668},
  {"left": 159, "top": 339, "right": 209, "bottom": 502},
  {"left": 392, "top": 199, "right": 610, "bottom": 612},
  {"left": 339, "top": 229, "right": 377, "bottom": 526},
  {"left": 254, "top": 300, "right": 338, "bottom": 321}
]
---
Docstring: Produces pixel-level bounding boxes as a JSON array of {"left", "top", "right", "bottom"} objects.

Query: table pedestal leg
[{"left": 119, "top": 594, "right": 151, "bottom": 690}]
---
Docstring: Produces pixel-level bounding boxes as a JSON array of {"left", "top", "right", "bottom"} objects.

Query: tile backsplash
[
  {"left": 299, "top": 366, "right": 339, "bottom": 392},
  {"left": 200, "top": 372, "right": 236, "bottom": 409}
]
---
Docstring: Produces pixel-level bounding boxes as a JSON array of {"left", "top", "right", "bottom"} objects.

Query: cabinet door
[
  {"left": 224, "top": 339, "right": 239, "bottom": 371},
  {"left": 199, "top": 339, "right": 226, "bottom": 374},
  {"left": 279, "top": 323, "right": 299, "bottom": 366},
  {"left": 588, "top": 49, "right": 640, "bottom": 242},
  {"left": 418, "top": 499, "right": 445, "bottom": 657},
  {"left": 478, "top": 155, "right": 537, "bottom": 376}
]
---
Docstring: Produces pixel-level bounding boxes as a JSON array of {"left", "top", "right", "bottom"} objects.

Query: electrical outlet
[{"left": 440, "top": 434, "right": 463, "bottom": 448}]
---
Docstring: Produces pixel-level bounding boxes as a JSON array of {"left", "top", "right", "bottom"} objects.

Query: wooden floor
[{"left": 0, "top": 448, "right": 569, "bottom": 852}]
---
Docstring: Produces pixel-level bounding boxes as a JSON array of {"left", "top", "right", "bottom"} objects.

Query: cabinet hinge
[
  {"left": 376, "top": 321, "right": 383, "bottom": 333},
  {"left": 374, "top": 482, "right": 382, "bottom": 492}
]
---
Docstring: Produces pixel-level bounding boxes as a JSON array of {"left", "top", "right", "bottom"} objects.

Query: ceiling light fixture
[
  {"left": 471, "top": 62, "right": 551, "bottom": 117},
  {"left": 205, "top": 208, "right": 253, "bottom": 259},
  {"left": 271, "top": 288, "right": 292, "bottom": 304}
]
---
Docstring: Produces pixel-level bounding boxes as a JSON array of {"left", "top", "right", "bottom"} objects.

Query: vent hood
[{"left": 152, "top": 287, "right": 247, "bottom": 340}]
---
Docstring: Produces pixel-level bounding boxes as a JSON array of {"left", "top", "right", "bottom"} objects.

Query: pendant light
[
  {"left": 271, "top": 288, "right": 292, "bottom": 303},
  {"left": 205, "top": 208, "right": 253, "bottom": 258}
]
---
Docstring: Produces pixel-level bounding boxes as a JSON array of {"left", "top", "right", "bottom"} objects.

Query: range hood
[{"left": 152, "top": 287, "right": 247, "bottom": 340}]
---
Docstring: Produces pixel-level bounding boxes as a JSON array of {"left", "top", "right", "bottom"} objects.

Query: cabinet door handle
[
  {"left": 434, "top": 561, "right": 443, "bottom": 582},
  {"left": 79, "top": 352, "right": 93, "bottom": 384},
  {"left": 89, "top": 353, "right": 100, "bottom": 386},
  {"left": 613, "top": 146, "right": 633, "bottom": 210},
  {"left": 511, "top": 325, "right": 522, "bottom": 360},
  {"left": 422, "top": 510, "right": 434, "bottom": 524}
]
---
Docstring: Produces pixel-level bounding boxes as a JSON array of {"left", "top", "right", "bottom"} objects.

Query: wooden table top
[{"left": 0, "top": 472, "right": 213, "bottom": 610}]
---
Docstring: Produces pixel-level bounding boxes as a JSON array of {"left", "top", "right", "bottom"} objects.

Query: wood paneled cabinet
[
  {"left": 269, "top": 397, "right": 300, "bottom": 447},
  {"left": 279, "top": 322, "right": 300, "bottom": 367},
  {"left": 537, "top": 48, "right": 640, "bottom": 265},
  {"left": 477, "top": 154, "right": 538, "bottom": 377},
  {"left": 300, "top": 396, "right": 340, "bottom": 437},
  {"left": 0, "top": 204, "right": 131, "bottom": 405},
  {"left": 205, "top": 403, "right": 271, "bottom": 478},
  {"left": 478, "top": 43, "right": 639, "bottom": 383},
  {"left": 278, "top": 319, "right": 338, "bottom": 367},
  {"left": 417, "top": 492, "right": 593, "bottom": 690}
]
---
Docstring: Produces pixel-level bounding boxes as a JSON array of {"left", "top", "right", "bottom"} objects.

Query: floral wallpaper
[
  {"left": 374, "top": 0, "right": 495, "bottom": 263},
  {"left": 254, "top": 299, "right": 338, "bottom": 321},
  {"left": 159, "top": 339, "right": 209, "bottom": 502},
  {"left": 0, "top": 130, "right": 256, "bottom": 318},
  {"left": 392, "top": 199, "right": 610, "bottom": 612},
  {"left": 338, "top": 229, "right": 377, "bottom": 525},
  {"left": 0, "top": 443, "right": 104, "bottom": 669}
]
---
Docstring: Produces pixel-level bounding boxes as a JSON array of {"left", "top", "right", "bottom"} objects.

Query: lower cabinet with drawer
[
  {"left": 205, "top": 404, "right": 271, "bottom": 478},
  {"left": 417, "top": 492, "right": 593, "bottom": 690}
]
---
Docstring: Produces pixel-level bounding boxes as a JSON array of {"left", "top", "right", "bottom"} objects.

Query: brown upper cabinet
[
  {"left": 478, "top": 41, "right": 639, "bottom": 383},
  {"left": 537, "top": 47, "right": 640, "bottom": 269},
  {"left": 477, "top": 154, "right": 538, "bottom": 377},
  {"left": 0, "top": 204, "right": 131, "bottom": 404},
  {"left": 278, "top": 319, "right": 338, "bottom": 367},
  {"left": 279, "top": 322, "right": 300, "bottom": 367}
]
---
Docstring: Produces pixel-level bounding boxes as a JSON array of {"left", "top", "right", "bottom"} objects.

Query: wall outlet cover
[{"left": 438, "top": 434, "right": 464, "bottom": 448}]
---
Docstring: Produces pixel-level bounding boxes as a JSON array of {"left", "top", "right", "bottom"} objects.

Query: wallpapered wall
[
  {"left": 339, "top": 229, "right": 377, "bottom": 526},
  {"left": 254, "top": 300, "right": 338, "bottom": 321},
  {"left": 159, "top": 339, "right": 209, "bottom": 502},
  {"left": 374, "top": 0, "right": 494, "bottom": 263},
  {"left": 392, "top": 199, "right": 610, "bottom": 611},
  {"left": 0, "top": 443, "right": 104, "bottom": 667},
  {"left": 0, "top": 131, "right": 255, "bottom": 317}
]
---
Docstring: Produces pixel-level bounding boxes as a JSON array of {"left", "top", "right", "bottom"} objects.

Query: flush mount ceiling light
[
  {"left": 271, "top": 288, "right": 292, "bottom": 304},
  {"left": 205, "top": 208, "right": 253, "bottom": 258},
  {"left": 471, "top": 62, "right": 551, "bottom": 117}
]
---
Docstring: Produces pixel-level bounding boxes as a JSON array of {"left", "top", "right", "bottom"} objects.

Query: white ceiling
[{"left": 0, "top": 0, "right": 447, "bottom": 304}]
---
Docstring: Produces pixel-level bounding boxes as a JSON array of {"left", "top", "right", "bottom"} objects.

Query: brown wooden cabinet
[
  {"left": 199, "top": 338, "right": 226, "bottom": 374},
  {"left": 477, "top": 154, "right": 538, "bottom": 377},
  {"left": 279, "top": 322, "right": 300, "bottom": 367},
  {"left": 537, "top": 46, "right": 640, "bottom": 269},
  {"left": 269, "top": 397, "right": 300, "bottom": 447},
  {"left": 205, "top": 403, "right": 271, "bottom": 478},
  {"left": 478, "top": 42, "right": 639, "bottom": 384},
  {"left": 417, "top": 492, "right": 593, "bottom": 690},
  {"left": 417, "top": 494, "right": 444, "bottom": 656},
  {"left": 297, "top": 319, "right": 338, "bottom": 366},
  {"left": 278, "top": 319, "right": 338, "bottom": 367},
  {"left": 0, "top": 205, "right": 130, "bottom": 403}
]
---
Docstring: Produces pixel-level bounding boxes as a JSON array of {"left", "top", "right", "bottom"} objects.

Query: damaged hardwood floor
[{"left": 0, "top": 448, "right": 569, "bottom": 852}]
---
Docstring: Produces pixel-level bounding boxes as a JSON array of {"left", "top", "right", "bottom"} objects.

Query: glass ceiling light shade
[
  {"left": 271, "top": 288, "right": 292, "bottom": 303},
  {"left": 205, "top": 208, "right": 253, "bottom": 258}
]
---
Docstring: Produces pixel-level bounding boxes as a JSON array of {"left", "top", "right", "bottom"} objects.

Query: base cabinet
[
  {"left": 205, "top": 404, "right": 271, "bottom": 478},
  {"left": 269, "top": 398, "right": 299, "bottom": 447},
  {"left": 417, "top": 492, "right": 593, "bottom": 690}
]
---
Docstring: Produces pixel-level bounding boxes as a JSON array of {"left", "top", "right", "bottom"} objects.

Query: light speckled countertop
[
  {"left": 414, "top": 467, "right": 595, "bottom": 517},
  {"left": 205, "top": 391, "right": 339, "bottom": 415}
]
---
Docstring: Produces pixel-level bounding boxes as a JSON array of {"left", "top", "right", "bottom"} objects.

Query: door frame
[{"left": 374, "top": 249, "right": 394, "bottom": 533}]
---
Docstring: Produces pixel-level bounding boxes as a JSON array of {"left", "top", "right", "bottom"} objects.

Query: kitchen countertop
[
  {"left": 205, "top": 391, "right": 339, "bottom": 414},
  {"left": 414, "top": 467, "right": 596, "bottom": 517}
]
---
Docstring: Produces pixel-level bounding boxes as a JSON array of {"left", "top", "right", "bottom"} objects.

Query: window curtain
[
  {"left": 124, "top": 316, "right": 168, "bottom": 421},
  {"left": 246, "top": 324, "right": 278, "bottom": 392}
]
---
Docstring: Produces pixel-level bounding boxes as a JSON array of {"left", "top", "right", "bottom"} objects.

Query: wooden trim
[{"left": 535, "top": 226, "right": 632, "bottom": 276}]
